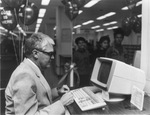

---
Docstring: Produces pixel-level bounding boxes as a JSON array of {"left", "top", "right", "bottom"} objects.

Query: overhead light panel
[
  {"left": 103, "top": 21, "right": 117, "bottom": 26},
  {"left": 74, "top": 25, "right": 81, "bottom": 29},
  {"left": 0, "top": 7, "right": 3, "bottom": 10},
  {"left": 112, "top": 26, "right": 118, "bottom": 29},
  {"left": 36, "top": 23, "right": 41, "bottom": 28},
  {"left": 91, "top": 25, "right": 100, "bottom": 29},
  {"left": 96, "top": 16, "right": 105, "bottom": 20},
  {"left": 78, "top": 10, "right": 83, "bottom": 14},
  {"left": 107, "top": 26, "right": 118, "bottom": 30},
  {"left": 138, "top": 14, "right": 142, "bottom": 18},
  {"left": 104, "top": 12, "right": 116, "bottom": 17},
  {"left": 84, "top": 0, "right": 101, "bottom": 8},
  {"left": 107, "top": 27, "right": 113, "bottom": 30},
  {"left": 97, "top": 12, "right": 116, "bottom": 20},
  {"left": 136, "top": 1, "right": 142, "bottom": 6},
  {"left": 96, "top": 29, "right": 104, "bottom": 32},
  {"left": 53, "top": 26, "right": 56, "bottom": 30},
  {"left": 121, "top": 6, "right": 128, "bottom": 10},
  {"left": 41, "top": 0, "right": 51, "bottom": 5},
  {"left": 39, "top": 9, "right": 46, "bottom": 17},
  {"left": 82, "top": 20, "right": 94, "bottom": 25},
  {"left": 37, "top": 18, "right": 43, "bottom": 23}
]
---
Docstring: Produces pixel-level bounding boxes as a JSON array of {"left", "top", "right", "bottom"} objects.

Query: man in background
[
  {"left": 73, "top": 37, "right": 92, "bottom": 87},
  {"left": 106, "top": 28, "right": 129, "bottom": 64}
]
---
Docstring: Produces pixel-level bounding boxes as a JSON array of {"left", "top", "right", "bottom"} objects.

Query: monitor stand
[{"left": 96, "top": 91, "right": 125, "bottom": 102}]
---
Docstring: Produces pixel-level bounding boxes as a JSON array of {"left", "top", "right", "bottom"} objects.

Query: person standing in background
[
  {"left": 5, "top": 32, "right": 74, "bottom": 115},
  {"left": 73, "top": 37, "right": 92, "bottom": 87},
  {"left": 106, "top": 28, "right": 130, "bottom": 64},
  {"left": 92, "top": 35, "right": 110, "bottom": 66}
]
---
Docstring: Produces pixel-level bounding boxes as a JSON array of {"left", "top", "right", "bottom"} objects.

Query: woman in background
[{"left": 92, "top": 35, "right": 110, "bottom": 66}]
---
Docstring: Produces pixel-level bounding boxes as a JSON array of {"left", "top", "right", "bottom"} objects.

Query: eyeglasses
[{"left": 35, "top": 48, "right": 54, "bottom": 59}]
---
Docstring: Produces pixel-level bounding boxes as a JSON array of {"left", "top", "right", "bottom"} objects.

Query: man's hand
[
  {"left": 57, "top": 85, "right": 70, "bottom": 95},
  {"left": 60, "top": 92, "right": 74, "bottom": 106}
]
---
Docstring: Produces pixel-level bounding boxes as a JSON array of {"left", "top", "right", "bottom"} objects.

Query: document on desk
[{"left": 130, "top": 86, "right": 144, "bottom": 111}]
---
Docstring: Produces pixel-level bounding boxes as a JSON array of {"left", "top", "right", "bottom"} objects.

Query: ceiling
[{"left": 0, "top": 0, "right": 142, "bottom": 34}]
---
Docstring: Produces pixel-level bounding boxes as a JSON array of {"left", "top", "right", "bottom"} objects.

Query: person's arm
[
  {"left": 51, "top": 85, "right": 70, "bottom": 98},
  {"left": 7, "top": 73, "right": 70, "bottom": 115}
]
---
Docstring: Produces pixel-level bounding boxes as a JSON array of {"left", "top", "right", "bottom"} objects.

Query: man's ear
[{"left": 32, "top": 49, "right": 38, "bottom": 59}]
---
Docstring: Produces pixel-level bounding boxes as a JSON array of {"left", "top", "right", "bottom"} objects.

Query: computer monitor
[
  {"left": 133, "top": 50, "right": 141, "bottom": 68},
  {"left": 90, "top": 57, "right": 146, "bottom": 102}
]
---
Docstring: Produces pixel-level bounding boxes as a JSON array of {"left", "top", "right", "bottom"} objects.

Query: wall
[{"left": 141, "top": 0, "right": 150, "bottom": 96}]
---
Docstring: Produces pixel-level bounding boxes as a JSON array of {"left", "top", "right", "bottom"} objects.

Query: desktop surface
[{"left": 67, "top": 94, "right": 150, "bottom": 114}]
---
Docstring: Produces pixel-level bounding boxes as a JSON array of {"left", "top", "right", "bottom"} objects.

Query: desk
[{"left": 67, "top": 95, "right": 150, "bottom": 114}]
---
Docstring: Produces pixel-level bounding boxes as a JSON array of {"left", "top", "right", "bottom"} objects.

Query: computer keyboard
[{"left": 70, "top": 87, "right": 106, "bottom": 111}]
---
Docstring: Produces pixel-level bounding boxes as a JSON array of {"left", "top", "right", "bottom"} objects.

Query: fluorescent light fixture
[
  {"left": 84, "top": 0, "right": 101, "bottom": 8},
  {"left": 96, "top": 16, "right": 106, "bottom": 20},
  {"left": 35, "top": 28, "right": 39, "bottom": 33},
  {"left": 96, "top": 29, "right": 104, "bottom": 32},
  {"left": 91, "top": 25, "right": 100, "bottom": 29},
  {"left": 107, "top": 26, "right": 118, "bottom": 30},
  {"left": 107, "top": 27, "right": 113, "bottom": 30},
  {"left": 0, "top": 0, "right": 1, "bottom": 3},
  {"left": 104, "top": 12, "right": 116, "bottom": 17},
  {"left": 82, "top": 20, "right": 94, "bottom": 25},
  {"left": 138, "top": 14, "right": 142, "bottom": 18},
  {"left": 41, "top": 0, "right": 50, "bottom": 5},
  {"left": 97, "top": 12, "right": 116, "bottom": 20},
  {"left": 78, "top": 10, "right": 83, "bottom": 14},
  {"left": 103, "top": 23, "right": 110, "bottom": 26},
  {"left": 110, "top": 21, "right": 117, "bottom": 24},
  {"left": 37, "top": 18, "right": 43, "bottom": 23},
  {"left": 36, "top": 23, "right": 41, "bottom": 28},
  {"left": 103, "top": 21, "right": 117, "bottom": 26},
  {"left": 74, "top": 25, "right": 81, "bottom": 29},
  {"left": 39, "top": 9, "right": 46, "bottom": 17},
  {"left": 112, "top": 26, "right": 118, "bottom": 29},
  {"left": 136, "top": 1, "right": 142, "bottom": 6},
  {"left": 53, "top": 26, "right": 56, "bottom": 30},
  {"left": 121, "top": 6, "right": 128, "bottom": 10},
  {"left": 0, "top": 7, "right": 3, "bottom": 10}
]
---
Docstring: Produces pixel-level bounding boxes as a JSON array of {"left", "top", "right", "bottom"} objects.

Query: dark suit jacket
[{"left": 5, "top": 58, "right": 65, "bottom": 115}]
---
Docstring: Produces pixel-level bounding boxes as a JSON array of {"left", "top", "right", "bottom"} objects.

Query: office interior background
[{"left": 0, "top": 0, "right": 150, "bottom": 113}]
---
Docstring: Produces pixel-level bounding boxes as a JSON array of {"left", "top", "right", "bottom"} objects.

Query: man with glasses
[{"left": 5, "top": 32, "right": 74, "bottom": 115}]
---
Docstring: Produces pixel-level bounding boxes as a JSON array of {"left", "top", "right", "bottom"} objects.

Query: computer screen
[
  {"left": 90, "top": 57, "right": 146, "bottom": 102},
  {"left": 97, "top": 60, "right": 112, "bottom": 84}
]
